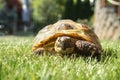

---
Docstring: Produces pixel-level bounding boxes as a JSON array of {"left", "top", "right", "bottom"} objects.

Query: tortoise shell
[{"left": 32, "top": 19, "right": 102, "bottom": 55}]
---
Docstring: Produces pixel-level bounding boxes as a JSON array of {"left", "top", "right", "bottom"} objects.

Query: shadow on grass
[
  {"left": 31, "top": 51, "right": 103, "bottom": 62},
  {"left": 103, "top": 47, "right": 118, "bottom": 58},
  {"left": 31, "top": 44, "right": 118, "bottom": 62},
  {"left": 99, "top": 47, "right": 118, "bottom": 62}
]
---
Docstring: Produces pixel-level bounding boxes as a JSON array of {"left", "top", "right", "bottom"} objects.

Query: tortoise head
[{"left": 54, "top": 36, "right": 75, "bottom": 54}]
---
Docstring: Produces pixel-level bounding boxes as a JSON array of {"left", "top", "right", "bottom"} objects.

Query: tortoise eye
[{"left": 58, "top": 39, "right": 61, "bottom": 42}]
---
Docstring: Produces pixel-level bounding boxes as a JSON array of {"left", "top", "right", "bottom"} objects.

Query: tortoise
[{"left": 32, "top": 19, "right": 102, "bottom": 57}]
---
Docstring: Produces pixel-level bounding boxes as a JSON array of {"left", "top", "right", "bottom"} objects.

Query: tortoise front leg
[
  {"left": 75, "top": 40, "right": 101, "bottom": 57},
  {"left": 32, "top": 48, "right": 45, "bottom": 55}
]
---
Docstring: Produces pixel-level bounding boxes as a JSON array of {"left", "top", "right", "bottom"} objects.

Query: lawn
[{"left": 0, "top": 36, "right": 120, "bottom": 80}]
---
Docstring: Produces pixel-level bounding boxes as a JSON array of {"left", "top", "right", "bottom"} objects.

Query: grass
[{"left": 0, "top": 36, "right": 120, "bottom": 80}]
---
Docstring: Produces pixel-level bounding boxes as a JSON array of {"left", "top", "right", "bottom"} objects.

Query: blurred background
[{"left": 0, "top": 0, "right": 120, "bottom": 40}]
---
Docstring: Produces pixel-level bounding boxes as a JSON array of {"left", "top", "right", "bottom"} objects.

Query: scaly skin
[{"left": 75, "top": 40, "right": 101, "bottom": 57}]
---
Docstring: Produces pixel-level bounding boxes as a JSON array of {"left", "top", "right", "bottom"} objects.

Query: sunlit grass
[{"left": 0, "top": 36, "right": 120, "bottom": 80}]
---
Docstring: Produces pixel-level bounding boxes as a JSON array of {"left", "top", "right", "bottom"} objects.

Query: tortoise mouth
[{"left": 55, "top": 47, "right": 74, "bottom": 54}]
